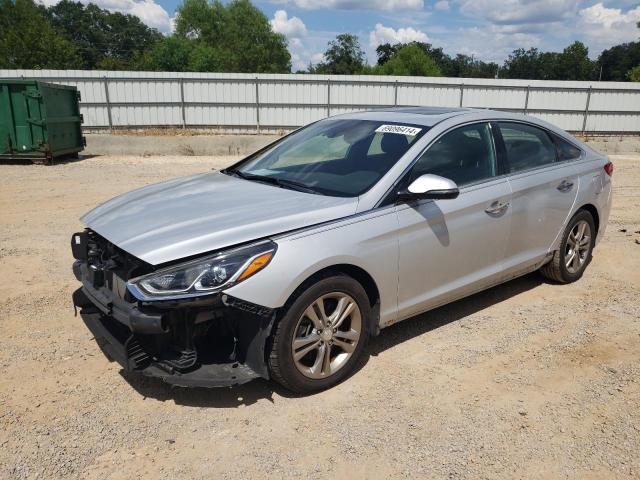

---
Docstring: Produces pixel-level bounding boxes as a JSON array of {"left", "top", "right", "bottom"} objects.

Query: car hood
[{"left": 81, "top": 171, "right": 358, "bottom": 265}]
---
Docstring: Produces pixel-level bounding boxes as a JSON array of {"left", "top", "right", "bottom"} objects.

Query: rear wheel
[
  {"left": 540, "top": 209, "right": 595, "bottom": 283},
  {"left": 268, "top": 275, "right": 371, "bottom": 394}
]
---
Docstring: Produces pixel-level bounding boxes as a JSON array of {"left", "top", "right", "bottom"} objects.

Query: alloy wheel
[
  {"left": 291, "top": 292, "right": 362, "bottom": 379},
  {"left": 565, "top": 220, "right": 591, "bottom": 274}
]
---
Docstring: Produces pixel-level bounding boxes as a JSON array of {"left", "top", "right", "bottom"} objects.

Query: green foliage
[
  {"left": 628, "top": 65, "right": 640, "bottom": 82},
  {"left": 446, "top": 54, "right": 498, "bottom": 78},
  {"left": 139, "top": 36, "right": 194, "bottom": 71},
  {"left": 501, "top": 42, "right": 596, "bottom": 80},
  {"left": 0, "top": 0, "right": 82, "bottom": 69},
  {"left": 369, "top": 44, "right": 441, "bottom": 77},
  {"left": 47, "top": 0, "right": 162, "bottom": 70},
  {"left": 175, "top": 0, "right": 225, "bottom": 40},
  {"left": 597, "top": 42, "right": 640, "bottom": 81},
  {"left": 557, "top": 42, "right": 596, "bottom": 80},
  {"left": 501, "top": 48, "right": 542, "bottom": 79},
  {"left": 375, "top": 42, "right": 496, "bottom": 78},
  {"left": 311, "top": 34, "right": 366, "bottom": 75},
  {"left": 156, "top": 0, "right": 291, "bottom": 73}
]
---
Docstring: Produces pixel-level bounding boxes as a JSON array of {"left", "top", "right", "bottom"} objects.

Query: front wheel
[
  {"left": 540, "top": 209, "right": 596, "bottom": 283},
  {"left": 268, "top": 275, "right": 371, "bottom": 394}
]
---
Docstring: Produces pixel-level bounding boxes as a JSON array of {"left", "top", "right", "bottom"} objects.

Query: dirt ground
[{"left": 1, "top": 154, "right": 639, "bottom": 480}]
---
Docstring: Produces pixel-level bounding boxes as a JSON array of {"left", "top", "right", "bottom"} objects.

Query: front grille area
[{"left": 84, "top": 230, "right": 154, "bottom": 301}]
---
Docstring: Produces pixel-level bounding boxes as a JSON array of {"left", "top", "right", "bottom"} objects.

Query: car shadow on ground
[
  {"left": 0, "top": 153, "right": 99, "bottom": 165},
  {"left": 121, "top": 272, "right": 544, "bottom": 408}
]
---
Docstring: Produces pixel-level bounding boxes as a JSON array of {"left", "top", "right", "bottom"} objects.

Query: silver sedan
[{"left": 71, "top": 107, "right": 613, "bottom": 393}]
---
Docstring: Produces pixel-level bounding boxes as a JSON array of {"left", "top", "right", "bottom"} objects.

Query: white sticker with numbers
[{"left": 375, "top": 124, "right": 422, "bottom": 136}]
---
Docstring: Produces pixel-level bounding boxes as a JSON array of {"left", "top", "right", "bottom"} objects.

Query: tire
[
  {"left": 268, "top": 275, "right": 371, "bottom": 394},
  {"left": 540, "top": 209, "right": 596, "bottom": 284}
]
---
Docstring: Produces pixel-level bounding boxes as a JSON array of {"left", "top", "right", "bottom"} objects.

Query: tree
[
  {"left": 501, "top": 48, "right": 543, "bottom": 79},
  {"left": 311, "top": 34, "right": 366, "bottom": 75},
  {"left": 377, "top": 42, "right": 450, "bottom": 71},
  {"left": 376, "top": 43, "right": 397, "bottom": 66},
  {"left": 175, "top": 0, "right": 225, "bottom": 41},
  {"left": 628, "top": 65, "right": 640, "bottom": 82},
  {"left": 500, "top": 43, "right": 596, "bottom": 81},
  {"left": 448, "top": 54, "right": 498, "bottom": 79},
  {"left": 47, "top": 0, "right": 162, "bottom": 70},
  {"left": 139, "top": 36, "right": 195, "bottom": 72},
  {"left": 555, "top": 41, "right": 595, "bottom": 80},
  {"left": 376, "top": 42, "right": 496, "bottom": 78},
  {"left": 0, "top": 0, "right": 81, "bottom": 69},
  {"left": 371, "top": 44, "right": 441, "bottom": 77},
  {"left": 166, "top": 0, "right": 290, "bottom": 73},
  {"left": 222, "top": 0, "right": 290, "bottom": 72},
  {"left": 598, "top": 42, "right": 640, "bottom": 81}
]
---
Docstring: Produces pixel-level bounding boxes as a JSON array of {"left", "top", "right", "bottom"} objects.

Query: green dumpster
[{"left": 0, "top": 80, "right": 85, "bottom": 164}]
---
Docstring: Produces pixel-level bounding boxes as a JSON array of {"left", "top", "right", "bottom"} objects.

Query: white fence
[{"left": 2, "top": 70, "right": 640, "bottom": 133}]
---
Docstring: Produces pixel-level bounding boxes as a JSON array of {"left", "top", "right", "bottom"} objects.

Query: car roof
[
  {"left": 330, "top": 106, "right": 550, "bottom": 129},
  {"left": 331, "top": 106, "right": 474, "bottom": 127}
]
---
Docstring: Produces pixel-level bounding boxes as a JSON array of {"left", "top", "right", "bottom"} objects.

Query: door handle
[
  {"left": 485, "top": 200, "right": 510, "bottom": 217},
  {"left": 557, "top": 180, "right": 574, "bottom": 192}
]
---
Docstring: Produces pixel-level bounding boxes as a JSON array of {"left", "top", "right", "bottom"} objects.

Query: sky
[{"left": 39, "top": 0, "right": 640, "bottom": 71}]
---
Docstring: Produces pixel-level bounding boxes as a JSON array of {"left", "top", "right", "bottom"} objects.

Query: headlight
[{"left": 127, "top": 241, "right": 276, "bottom": 300}]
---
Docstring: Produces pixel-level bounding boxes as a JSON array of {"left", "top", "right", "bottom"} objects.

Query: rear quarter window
[{"left": 552, "top": 134, "right": 583, "bottom": 161}]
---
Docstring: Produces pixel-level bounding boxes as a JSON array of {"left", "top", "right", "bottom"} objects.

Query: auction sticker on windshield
[{"left": 375, "top": 124, "right": 422, "bottom": 136}]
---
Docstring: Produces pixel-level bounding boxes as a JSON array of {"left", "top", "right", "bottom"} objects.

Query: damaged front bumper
[{"left": 71, "top": 232, "right": 277, "bottom": 388}]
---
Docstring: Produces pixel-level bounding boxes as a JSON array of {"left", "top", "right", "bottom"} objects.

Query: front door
[{"left": 395, "top": 122, "right": 512, "bottom": 320}]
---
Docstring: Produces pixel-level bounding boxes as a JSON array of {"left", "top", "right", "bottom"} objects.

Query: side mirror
[{"left": 398, "top": 174, "right": 460, "bottom": 201}]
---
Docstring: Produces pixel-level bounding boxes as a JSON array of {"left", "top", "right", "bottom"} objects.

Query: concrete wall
[
  {"left": 84, "top": 134, "right": 272, "bottom": 157},
  {"left": 84, "top": 133, "right": 640, "bottom": 158}
]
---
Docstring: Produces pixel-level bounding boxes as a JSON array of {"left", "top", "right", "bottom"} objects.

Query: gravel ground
[{"left": 0, "top": 154, "right": 639, "bottom": 480}]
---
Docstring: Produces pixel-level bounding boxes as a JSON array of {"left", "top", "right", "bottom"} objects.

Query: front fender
[{"left": 222, "top": 207, "right": 400, "bottom": 327}]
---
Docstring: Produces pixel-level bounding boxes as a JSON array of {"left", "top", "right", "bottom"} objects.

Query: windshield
[{"left": 225, "top": 119, "right": 427, "bottom": 197}]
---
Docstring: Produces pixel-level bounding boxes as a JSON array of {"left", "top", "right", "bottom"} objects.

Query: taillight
[{"left": 604, "top": 161, "right": 614, "bottom": 177}]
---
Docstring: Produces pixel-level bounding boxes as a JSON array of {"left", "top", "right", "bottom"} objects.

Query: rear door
[
  {"left": 395, "top": 122, "right": 512, "bottom": 320},
  {"left": 495, "top": 122, "right": 580, "bottom": 274}
]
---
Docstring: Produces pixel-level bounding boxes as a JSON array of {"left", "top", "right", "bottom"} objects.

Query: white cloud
[
  {"left": 579, "top": 2, "right": 640, "bottom": 28},
  {"left": 434, "top": 0, "right": 449, "bottom": 11},
  {"left": 269, "top": 10, "right": 312, "bottom": 71},
  {"left": 369, "top": 23, "right": 429, "bottom": 48},
  {"left": 310, "top": 52, "right": 325, "bottom": 63},
  {"left": 439, "top": 0, "right": 640, "bottom": 61},
  {"left": 458, "top": 0, "right": 580, "bottom": 25},
  {"left": 270, "top": 10, "right": 308, "bottom": 38},
  {"left": 436, "top": 25, "right": 541, "bottom": 63},
  {"left": 279, "top": 0, "right": 424, "bottom": 11},
  {"left": 38, "top": 0, "right": 173, "bottom": 32},
  {"left": 576, "top": 3, "right": 640, "bottom": 53}
]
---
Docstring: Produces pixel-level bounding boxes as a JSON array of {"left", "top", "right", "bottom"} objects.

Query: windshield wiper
[{"left": 225, "top": 169, "right": 321, "bottom": 195}]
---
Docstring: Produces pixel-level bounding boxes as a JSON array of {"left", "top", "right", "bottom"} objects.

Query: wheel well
[
  {"left": 284, "top": 264, "right": 382, "bottom": 334},
  {"left": 578, "top": 204, "right": 599, "bottom": 234}
]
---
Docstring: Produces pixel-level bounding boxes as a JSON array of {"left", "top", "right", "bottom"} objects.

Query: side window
[
  {"left": 408, "top": 123, "right": 497, "bottom": 187},
  {"left": 552, "top": 134, "right": 583, "bottom": 161},
  {"left": 498, "top": 122, "right": 557, "bottom": 173}
]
